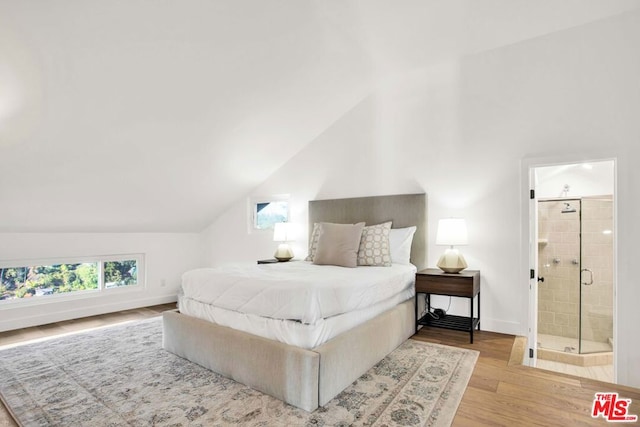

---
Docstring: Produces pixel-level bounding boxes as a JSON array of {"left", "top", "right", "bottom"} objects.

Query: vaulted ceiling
[{"left": 1, "top": 0, "right": 638, "bottom": 232}]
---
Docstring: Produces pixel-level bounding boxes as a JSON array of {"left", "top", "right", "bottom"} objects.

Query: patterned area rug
[{"left": 0, "top": 318, "right": 478, "bottom": 426}]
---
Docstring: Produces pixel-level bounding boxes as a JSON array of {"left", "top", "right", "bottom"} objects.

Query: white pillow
[{"left": 389, "top": 226, "right": 416, "bottom": 265}]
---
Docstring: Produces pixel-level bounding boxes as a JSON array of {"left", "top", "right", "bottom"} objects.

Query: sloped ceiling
[{"left": 1, "top": 0, "right": 638, "bottom": 232}]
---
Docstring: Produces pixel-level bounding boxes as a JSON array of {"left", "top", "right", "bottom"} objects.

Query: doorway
[{"left": 530, "top": 160, "right": 615, "bottom": 382}]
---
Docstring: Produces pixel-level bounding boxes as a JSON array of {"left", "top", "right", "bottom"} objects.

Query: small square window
[
  {"left": 250, "top": 196, "right": 289, "bottom": 231},
  {"left": 104, "top": 260, "right": 138, "bottom": 288}
]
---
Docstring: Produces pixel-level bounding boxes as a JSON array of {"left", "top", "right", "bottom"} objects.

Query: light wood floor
[
  {"left": 415, "top": 327, "right": 640, "bottom": 426},
  {"left": 1, "top": 305, "right": 639, "bottom": 426}
]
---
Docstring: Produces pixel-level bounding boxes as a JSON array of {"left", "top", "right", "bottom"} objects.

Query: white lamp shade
[
  {"left": 273, "top": 222, "right": 296, "bottom": 242},
  {"left": 436, "top": 218, "right": 468, "bottom": 246}
]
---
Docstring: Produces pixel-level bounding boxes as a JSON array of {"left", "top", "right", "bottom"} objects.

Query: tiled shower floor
[
  {"left": 536, "top": 333, "right": 613, "bottom": 383},
  {"left": 535, "top": 359, "right": 614, "bottom": 383},
  {"left": 537, "top": 333, "right": 612, "bottom": 353}
]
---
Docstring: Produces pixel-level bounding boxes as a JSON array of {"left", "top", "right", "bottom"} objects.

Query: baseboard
[{"left": 480, "top": 317, "right": 525, "bottom": 336}]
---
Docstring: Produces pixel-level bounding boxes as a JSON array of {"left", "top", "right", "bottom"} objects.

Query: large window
[{"left": 0, "top": 255, "right": 143, "bottom": 304}]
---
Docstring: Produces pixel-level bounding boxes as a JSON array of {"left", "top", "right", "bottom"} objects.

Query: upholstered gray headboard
[{"left": 308, "top": 193, "right": 427, "bottom": 270}]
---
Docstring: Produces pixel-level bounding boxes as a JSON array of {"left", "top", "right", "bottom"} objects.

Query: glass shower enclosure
[{"left": 537, "top": 197, "right": 614, "bottom": 355}]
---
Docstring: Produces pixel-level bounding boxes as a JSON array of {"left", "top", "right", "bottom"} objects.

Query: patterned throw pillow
[
  {"left": 305, "top": 223, "right": 322, "bottom": 261},
  {"left": 357, "top": 221, "right": 392, "bottom": 266}
]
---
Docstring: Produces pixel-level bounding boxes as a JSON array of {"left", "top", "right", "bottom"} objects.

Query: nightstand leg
[
  {"left": 414, "top": 294, "right": 418, "bottom": 334},
  {"left": 470, "top": 296, "right": 474, "bottom": 344},
  {"left": 477, "top": 292, "right": 481, "bottom": 331}
]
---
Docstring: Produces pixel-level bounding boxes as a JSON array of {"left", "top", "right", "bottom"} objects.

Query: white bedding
[
  {"left": 178, "top": 287, "right": 414, "bottom": 349},
  {"left": 181, "top": 261, "right": 417, "bottom": 325}
]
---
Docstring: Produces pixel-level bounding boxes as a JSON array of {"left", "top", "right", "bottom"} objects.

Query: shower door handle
[{"left": 581, "top": 268, "right": 594, "bottom": 286}]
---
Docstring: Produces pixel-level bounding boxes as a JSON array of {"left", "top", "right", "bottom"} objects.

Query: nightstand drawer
[{"left": 415, "top": 269, "right": 479, "bottom": 297}]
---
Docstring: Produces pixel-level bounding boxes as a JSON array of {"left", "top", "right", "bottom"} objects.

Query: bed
[{"left": 162, "top": 193, "right": 427, "bottom": 412}]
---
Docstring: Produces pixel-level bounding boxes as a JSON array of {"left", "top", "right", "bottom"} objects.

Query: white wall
[
  {"left": 202, "top": 10, "right": 640, "bottom": 387},
  {"left": 0, "top": 232, "right": 202, "bottom": 331},
  {"left": 535, "top": 160, "right": 614, "bottom": 199}
]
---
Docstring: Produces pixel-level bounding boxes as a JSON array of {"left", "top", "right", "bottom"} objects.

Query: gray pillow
[{"left": 313, "top": 222, "right": 365, "bottom": 268}]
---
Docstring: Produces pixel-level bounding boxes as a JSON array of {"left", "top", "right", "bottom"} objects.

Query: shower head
[{"left": 562, "top": 202, "right": 576, "bottom": 213}]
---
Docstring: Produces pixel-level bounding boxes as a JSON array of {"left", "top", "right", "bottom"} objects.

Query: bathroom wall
[{"left": 537, "top": 197, "right": 613, "bottom": 348}]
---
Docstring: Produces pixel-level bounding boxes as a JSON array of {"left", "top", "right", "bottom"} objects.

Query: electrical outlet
[{"left": 160, "top": 279, "right": 166, "bottom": 287}]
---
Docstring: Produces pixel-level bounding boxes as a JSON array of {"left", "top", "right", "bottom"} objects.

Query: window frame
[
  {"left": 248, "top": 194, "right": 290, "bottom": 233},
  {"left": 0, "top": 253, "right": 145, "bottom": 308}
]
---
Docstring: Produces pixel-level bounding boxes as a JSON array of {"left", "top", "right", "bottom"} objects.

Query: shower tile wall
[
  {"left": 538, "top": 200, "right": 580, "bottom": 341},
  {"left": 537, "top": 198, "right": 613, "bottom": 348}
]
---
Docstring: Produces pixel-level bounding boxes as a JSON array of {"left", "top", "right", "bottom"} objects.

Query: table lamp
[
  {"left": 273, "top": 222, "right": 296, "bottom": 261},
  {"left": 436, "top": 218, "right": 468, "bottom": 273}
]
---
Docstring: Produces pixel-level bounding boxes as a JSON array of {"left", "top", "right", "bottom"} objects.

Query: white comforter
[{"left": 181, "top": 261, "right": 416, "bottom": 325}]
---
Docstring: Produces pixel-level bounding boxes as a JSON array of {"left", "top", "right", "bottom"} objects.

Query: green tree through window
[
  {"left": 0, "top": 256, "right": 141, "bottom": 302},
  {"left": 104, "top": 260, "right": 137, "bottom": 288}
]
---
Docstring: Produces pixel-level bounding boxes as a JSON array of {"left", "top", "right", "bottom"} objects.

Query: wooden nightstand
[{"left": 415, "top": 268, "right": 480, "bottom": 343}]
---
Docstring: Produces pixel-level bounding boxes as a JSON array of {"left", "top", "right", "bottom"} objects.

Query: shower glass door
[
  {"left": 579, "top": 197, "right": 614, "bottom": 354},
  {"left": 537, "top": 199, "right": 581, "bottom": 353}
]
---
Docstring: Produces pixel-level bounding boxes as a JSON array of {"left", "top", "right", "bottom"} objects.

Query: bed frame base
[{"left": 162, "top": 298, "right": 414, "bottom": 412}]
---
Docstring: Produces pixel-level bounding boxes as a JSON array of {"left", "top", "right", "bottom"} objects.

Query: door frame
[
  {"left": 520, "top": 154, "right": 617, "bottom": 377},
  {"left": 527, "top": 165, "right": 539, "bottom": 366}
]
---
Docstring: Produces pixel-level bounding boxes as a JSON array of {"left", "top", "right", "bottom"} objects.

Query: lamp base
[
  {"left": 437, "top": 248, "right": 467, "bottom": 273},
  {"left": 274, "top": 243, "right": 294, "bottom": 262}
]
